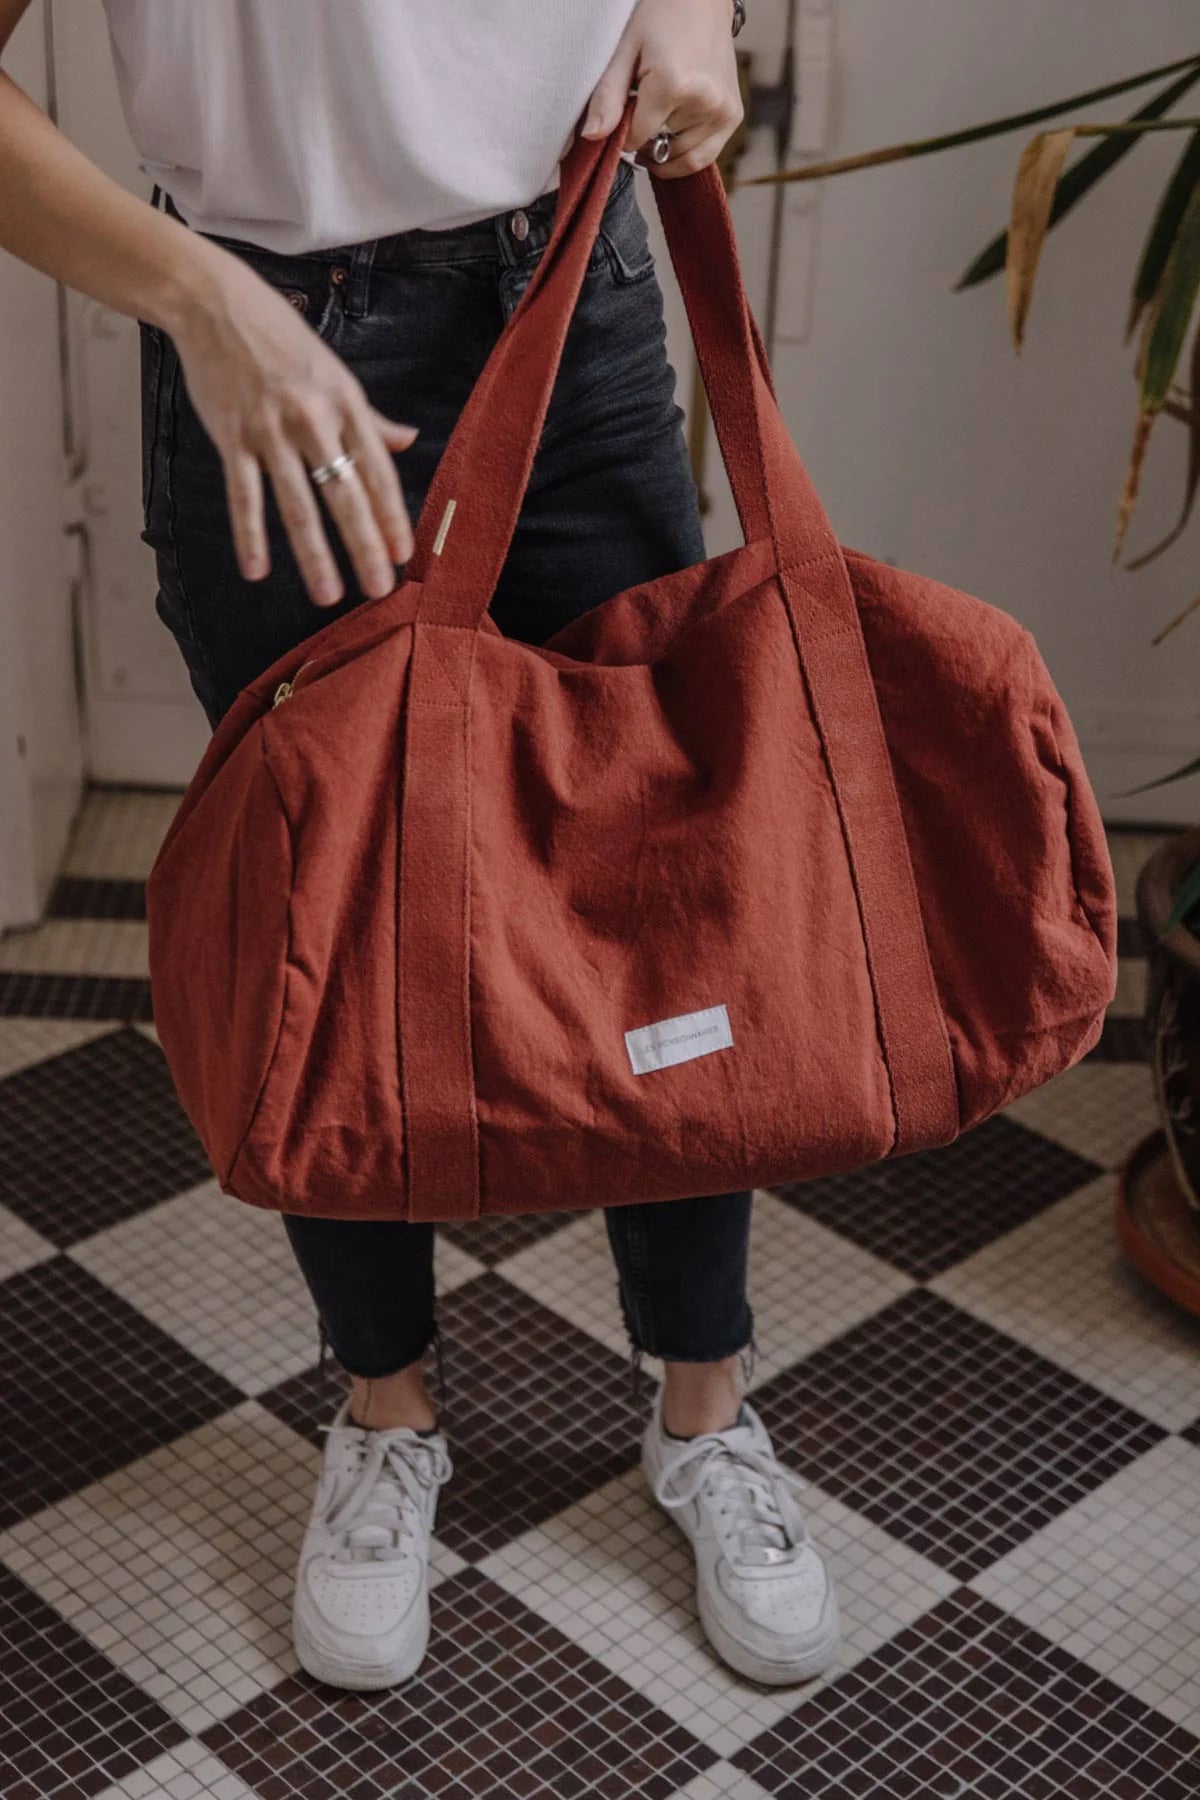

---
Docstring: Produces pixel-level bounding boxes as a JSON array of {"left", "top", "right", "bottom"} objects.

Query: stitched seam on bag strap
[
  {"left": 396, "top": 693, "right": 414, "bottom": 1210},
  {"left": 752, "top": 208, "right": 959, "bottom": 1147},
  {"left": 397, "top": 627, "right": 481, "bottom": 1219},
  {"left": 776, "top": 564, "right": 958, "bottom": 1151},
  {"left": 417, "top": 627, "right": 471, "bottom": 707},
  {"left": 456, "top": 674, "right": 480, "bottom": 1201},
  {"left": 777, "top": 546, "right": 848, "bottom": 579},
  {"left": 742, "top": 317, "right": 906, "bottom": 1124},
  {"left": 787, "top": 598, "right": 903, "bottom": 1156}
]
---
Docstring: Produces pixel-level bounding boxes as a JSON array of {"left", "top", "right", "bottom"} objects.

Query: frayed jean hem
[{"left": 625, "top": 1326, "right": 758, "bottom": 1411}]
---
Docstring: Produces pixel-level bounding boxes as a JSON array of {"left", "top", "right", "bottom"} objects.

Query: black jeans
[{"left": 140, "top": 158, "right": 755, "bottom": 1407}]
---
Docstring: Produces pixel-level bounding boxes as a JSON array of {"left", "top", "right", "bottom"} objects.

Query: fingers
[
  {"left": 371, "top": 408, "right": 420, "bottom": 455},
  {"left": 288, "top": 404, "right": 399, "bottom": 605},
  {"left": 634, "top": 69, "right": 743, "bottom": 176},
  {"left": 584, "top": 0, "right": 742, "bottom": 174},
  {"left": 260, "top": 431, "right": 346, "bottom": 607},
  {"left": 224, "top": 448, "right": 269, "bottom": 581},
  {"left": 628, "top": 72, "right": 677, "bottom": 158},
  {"left": 646, "top": 122, "right": 735, "bottom": 181},
  {"left": 350, "top": 402, "right": 417, "bottom": 565},
  {"left": 581, "top": 32, "right": 638, "bottom": 139},
  {"left": 234, "top": 393, "right": 418, "bottom": 607}
]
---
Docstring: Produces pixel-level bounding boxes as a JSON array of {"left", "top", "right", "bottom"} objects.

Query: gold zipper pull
[{"left": 272, "top": 658, "right": 313, "bottom": 708}]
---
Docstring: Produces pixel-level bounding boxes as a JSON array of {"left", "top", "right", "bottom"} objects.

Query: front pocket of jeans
[
  {"left": 598, "top": 177, "right": 656, "bottom": 286},
  {"left": 600, "top": 235, "right": 655, "bottom": 285},
  {"left": 219, "top": 244, "right": 344, "bottom": 342}
]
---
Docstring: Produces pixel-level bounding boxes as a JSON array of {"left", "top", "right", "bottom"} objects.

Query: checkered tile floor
[{"left": 2, "top": 792, "right": 1198, "bottom": 1799}]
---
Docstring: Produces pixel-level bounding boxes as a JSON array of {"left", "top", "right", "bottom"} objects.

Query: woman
[{"left": 0, "top": 0, "right": 840, "bottom": 1693}]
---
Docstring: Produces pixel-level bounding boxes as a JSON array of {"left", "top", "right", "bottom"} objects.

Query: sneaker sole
[{"left": 293, "top": 1605, "right": 430, "bottom": 1692}]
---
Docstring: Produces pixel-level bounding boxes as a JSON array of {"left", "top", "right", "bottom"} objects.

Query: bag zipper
[{"left": 272, "top": 659, "right": 314, "bottom": 707}]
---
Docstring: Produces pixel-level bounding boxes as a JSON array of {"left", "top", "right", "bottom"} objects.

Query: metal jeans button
[{"left": 509, "top": 209, "right": 530, "bottom": 242}]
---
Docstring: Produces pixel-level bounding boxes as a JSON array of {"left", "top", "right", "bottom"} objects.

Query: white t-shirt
[{"left": 99, "top": 0, "right": 638, "bottom": 253}]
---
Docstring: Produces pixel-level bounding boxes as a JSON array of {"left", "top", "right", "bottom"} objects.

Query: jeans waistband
[{"left": 154, "top": 157, "right": 635, "bottom": 276}]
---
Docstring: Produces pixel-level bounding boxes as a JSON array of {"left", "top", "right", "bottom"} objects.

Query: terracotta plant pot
[{"left": 1117, "top": 830, "right": 1200, "bottom": 1315}]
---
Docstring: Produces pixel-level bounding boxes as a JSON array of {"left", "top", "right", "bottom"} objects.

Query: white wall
[
  {"left": 0, "top": 0, "right": 82, "bottom": 929},
  {"left": 766, "top": 0, "right": 1200, "bottom": 823},
  {"left": 50, "top": 0, "right": 210, "bottom": 787}
]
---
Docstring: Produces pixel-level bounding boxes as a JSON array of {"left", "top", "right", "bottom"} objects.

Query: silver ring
[
  {"left": 310, "top": 450, "right": 358, "bottom": 487},
  {"left": 651, "top": 128, "right": 672, "bottom": 165}
]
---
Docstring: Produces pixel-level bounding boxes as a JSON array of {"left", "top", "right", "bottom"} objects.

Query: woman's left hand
[{"left": 581, "top": 0, "right": 743, "bottom": 178}]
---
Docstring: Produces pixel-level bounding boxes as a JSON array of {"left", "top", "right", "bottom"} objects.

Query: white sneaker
[
  {"left": 643, "top": 1384, "right": 840, "bottom": 1685},
  {"left": 292, "top": 1393, "right": 453, "bottom": 1691}
]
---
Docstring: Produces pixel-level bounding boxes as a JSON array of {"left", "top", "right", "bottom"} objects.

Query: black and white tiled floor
[{"left": 1, "top": 793, "right": 1198, "bottom": 1799}]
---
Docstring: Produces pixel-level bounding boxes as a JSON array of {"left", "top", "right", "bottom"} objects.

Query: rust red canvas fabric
[{"left": 146, "top": 122, "right": 1118, "bottom": 1224}]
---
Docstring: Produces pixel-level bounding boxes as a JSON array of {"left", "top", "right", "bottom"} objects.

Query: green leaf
[
  {"left": 1128, "top": 127, "right": 1200, "bottom": 338},
  {"left": 1114, "top": 748, "right": 1200, "bottom": 798},
  {"left": 1115, "top": 400, "right": 1155, "bottom": 559},
  {"left": 1127, "top": 319, "right": 1200, "bottom": 568},
  {"left": 957, "top": 60, "right": 1200, "bottom": 290},
  {"left": 1141, "top": 181, "right": 1200, "bottom": 412},
  {"left": 741, "top": 54, "right": 1200, "bottom": 188},
  {"left": 1164, "top": 856, "right": 1200, "bottom": 933},
  {"left": 1118, "top": 209, "right": 1200, "bottom": 550}
]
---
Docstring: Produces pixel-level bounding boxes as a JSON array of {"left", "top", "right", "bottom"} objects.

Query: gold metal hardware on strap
[{"left": 433, "top": 498, "right": 457, "bottom": 557}]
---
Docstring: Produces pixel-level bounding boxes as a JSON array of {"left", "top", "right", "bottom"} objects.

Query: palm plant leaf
[
  {"left": 1151, "top": 583, "right": 1200, "bottom": 645},
  {"left": 1116, "top": 182, "right": 1200, "bottom": 554},
  {"left": 958, "top": 61, "right": 1200, "bottom": 289},
  {"left": 739, "top": 54, "right": 1200, "bottom": 189},
  {"left": 1164, "top": 855, "right": 1200, "bottom": 931},
  {"left": 1127, "top": 127, "right": 1200, "bottom": 338},
  {"left": 1115, "top": 747, "right": 1200, "bottom": 802},
  {"left": 1142, "top": 184, "right": 1200, "bottom": 411},
  {"left": 1007, "top": 130, "right": 1078, "bottom": 348},
  {"left": 1128, "top": 321, "right": 1200, "bottom": 571}
]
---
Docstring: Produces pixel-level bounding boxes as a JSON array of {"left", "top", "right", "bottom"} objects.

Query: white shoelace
[
  {"left": 317, "top": 1425, "right": 453, "bottom": 1565},
  {"left": 654, "top": 1432, "right": 811, "bottom": 1571}
]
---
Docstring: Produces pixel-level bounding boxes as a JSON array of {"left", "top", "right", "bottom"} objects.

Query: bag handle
[
  {"left": 404, "top": 118, "right": 628, "bottom": 618},
  {"left": 408, "top": 111, "right": 840, "bottom": 629},
  {"left": 650, "top": 163, "right": 842, "bottom": 564},
  {"left": 399, "top": 113, "right": 961, "bottom": 1196}
]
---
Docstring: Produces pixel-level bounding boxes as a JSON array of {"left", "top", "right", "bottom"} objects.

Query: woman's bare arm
[
  {"left": 0, "top": 0, "right": 414, "bottom": 603},
  {"left": 0, "top": 5, "right": 221, "bottom": 335}
]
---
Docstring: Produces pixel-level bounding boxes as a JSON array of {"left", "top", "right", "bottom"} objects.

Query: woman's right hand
[{"left": 171, "top": 247, "right": 417, "bottom": 607}]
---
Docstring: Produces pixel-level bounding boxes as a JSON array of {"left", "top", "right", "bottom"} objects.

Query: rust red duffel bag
[{"left": 146, "top": 120, "right": 1117, "bottom": 1225}]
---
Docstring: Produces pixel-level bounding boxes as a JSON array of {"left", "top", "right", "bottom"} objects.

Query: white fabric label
[{"left": 624, "top": 1003, "right": 733, "bottom": 1076}]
